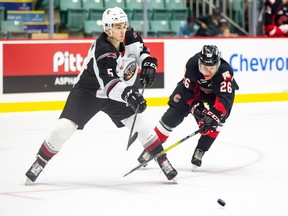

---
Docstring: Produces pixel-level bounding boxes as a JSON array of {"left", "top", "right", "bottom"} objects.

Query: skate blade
[
  {"left": 170, "top": 177, "right": 178, "bottom": 184},
  {"left": 25, "top": 178, "right": 33, "bottom": 186},
  {"left": 192, "top": 165, "right": 199, "bottom": 171}
]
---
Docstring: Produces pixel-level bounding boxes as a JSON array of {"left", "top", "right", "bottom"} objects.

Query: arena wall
[{"left": 0, "top": 37, "right": 287, "bottom": 112}]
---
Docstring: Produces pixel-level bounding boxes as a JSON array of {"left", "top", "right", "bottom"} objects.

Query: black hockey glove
[
  {"left": 140, "top": 57, "right": 158, "bottom": 87},
  {"left": 121, "top": 86, "right": 147, "bottom": 113},
  {"left": 190, "top": 101, "right": 207, "bottom": 122},
  {"left": 199, "top": 109, "right": 221, "bottom": 135}
]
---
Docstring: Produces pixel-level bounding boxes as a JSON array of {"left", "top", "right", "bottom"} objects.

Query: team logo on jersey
[
  {"left": 173, "top": 94, "right": 181, "bottom": 103},
  {"left": 124, "top": 61, "right": 137, "bottom": 81}
]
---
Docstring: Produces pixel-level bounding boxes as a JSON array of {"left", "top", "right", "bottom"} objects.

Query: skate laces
[
  {"left": 157, "top": 156, "right": 174, "bottom": 174},
  {"left": 30, "top": 161, "right": 44, "bottom": 175},
  {"left": 161, "top": 160, "right": 174, "bottom": 174}
]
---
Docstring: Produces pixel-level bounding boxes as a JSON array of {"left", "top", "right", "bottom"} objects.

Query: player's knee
[{"left": 45, "top": 118, "right": 78, "bottom": 152}]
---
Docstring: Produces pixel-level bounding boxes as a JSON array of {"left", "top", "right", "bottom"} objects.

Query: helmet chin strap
[{"left": 106, "top": 29, "right": 121, "bottom": 44}]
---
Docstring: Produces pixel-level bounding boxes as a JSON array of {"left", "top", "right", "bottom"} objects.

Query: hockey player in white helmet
[{"left": 25, "top": 7, "right": 178, "bottom": 184}]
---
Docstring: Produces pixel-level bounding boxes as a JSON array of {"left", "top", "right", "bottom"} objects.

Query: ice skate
[
  {"left": 156, "top": 154, "right": 178, "bottom": 182},
  {"left": 137, "top": 149, "right": 151, "bottom": 167},
  {"left": 191, "top": 148, "right": 205, "bottom": 170},
  {"left": 25, "top": 156, "right": 47, "bottom": 185}
]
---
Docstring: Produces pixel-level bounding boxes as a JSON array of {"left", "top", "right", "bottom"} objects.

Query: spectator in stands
[
  {"left": 178, "top": 15, "right": 199, "bottom": 37},
  {"left": 195, "top": 7, "right": 223, "bottom": 36},
  {"left": 263, "top": 0, "right": 288, "bottom": 37},
  {"left": 218, "top": 19, "right": 238, "bottom": 37},
  {"left": 219, "top": 26, "right": 238, "bottom": 37}
]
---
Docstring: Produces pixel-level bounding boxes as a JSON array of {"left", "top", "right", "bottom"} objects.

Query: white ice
[{"left": 0, "top": 102, "right": 288, "bottom": 216}]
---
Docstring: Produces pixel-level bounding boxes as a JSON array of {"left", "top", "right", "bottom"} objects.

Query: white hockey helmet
[{"left": 101, "top": 7, "right": 128, "bottom": 31}]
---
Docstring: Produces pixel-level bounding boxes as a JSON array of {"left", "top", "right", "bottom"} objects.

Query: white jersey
[{"left": 75, "top": 29, "right": 150, "bottom": 102}]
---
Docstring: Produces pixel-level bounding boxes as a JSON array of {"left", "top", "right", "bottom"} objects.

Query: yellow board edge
[{"left": 1, "top": 92, "right": 288, "bottom": 113}]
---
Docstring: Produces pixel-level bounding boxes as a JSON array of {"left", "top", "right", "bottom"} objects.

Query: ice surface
[{"left": 0, "top": 102, "right": 287, "bottom": 216}]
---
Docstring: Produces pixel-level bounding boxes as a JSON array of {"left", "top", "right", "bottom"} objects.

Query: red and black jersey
[
  {"left": 181, "top": 52, "right": 238, "bottom": 118},
  {"left": 263, "top": 0, "right": 288, "bottom": 37},
  {"left": 74, "top": 28, "right": 151, "bottom": 102}
]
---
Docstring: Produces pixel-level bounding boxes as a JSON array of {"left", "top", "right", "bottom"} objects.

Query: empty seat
[
  {"left": 59, "top": 0, "right": 83, "bottom": 30},
  {"left": 84, "top": 20, "right": 103, "bottom": 37},
  {"left": 82, "top": 0, "right": 105, "bottom": 20},
  {"left": 165, "top": 0, "right": 189, "bottom": 20},
  {"left": 148, "top": 0, "right": 169, "bottom": 20},
  {"left": 59, "top": 0, "right": 82, "bottom": 11},
  {"left": 130, "top": 20, "right": 157, "bottom": 37},
  {"left": 0, "top": 7, "right": 5, "bottom": 21},
  {"left": 104, "top": 0, "right": 125, "bottom": 9},
  {"left": 170, "top": 20, "right": 185, "bottom": 36},
  {"left": 0, "top": 20, "right": 30, "bottom": 38},
  {"left": 149, "top": 20, "right": 176, "bottom": 37},
  {"left": 125, "top": 0, "right": 143, "bottom": 20},
  {"left": 34, "top": 0, "right": 60, "bottom": 9},
  {"left": 1, "top": 20, "right": 26, "bottom": 34},
  {"left": 66, "top": 8, "right": 86, "bottom": 32}
]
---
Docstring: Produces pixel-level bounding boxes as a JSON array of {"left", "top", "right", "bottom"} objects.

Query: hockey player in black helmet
[{"left": 138, "top": 45, "right": 239, "bottom": 169}]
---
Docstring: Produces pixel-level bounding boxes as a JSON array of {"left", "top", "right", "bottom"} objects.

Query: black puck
[{"left": 217, "top": 198, "right": 226, "bottom": 206}]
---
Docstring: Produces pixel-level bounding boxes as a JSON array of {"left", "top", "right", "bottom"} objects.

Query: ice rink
[{"left": 0, "top": 101, "right": 288, "bottom": 216}]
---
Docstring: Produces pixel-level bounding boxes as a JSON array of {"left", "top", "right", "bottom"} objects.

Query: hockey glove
[
  {"left": 121, "top": 86, "right": 147, "bottom": 113},
  {"left": 279, "top": 24, "right": 288, "bottom": 34},
  {"left": 191, "top": 101, "right": 207, "bottom": 122},
  {"left": 199, "top": 109, "right": 221, "bottom": 135},
  {"left": 140, "top": 57, "right": 157, "bottom": 87}
]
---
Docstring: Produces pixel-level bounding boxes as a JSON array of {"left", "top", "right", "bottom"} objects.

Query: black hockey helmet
[{"left": 199, "top": 45, "right": 220, "bottom": 66}]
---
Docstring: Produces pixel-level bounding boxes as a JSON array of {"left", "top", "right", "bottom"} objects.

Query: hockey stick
[
  {"left": 123, "top": 128, "right": 201, "bottom": 177},
  {"left": 126, "top": 83, "right": 146, "bottom": 150}
]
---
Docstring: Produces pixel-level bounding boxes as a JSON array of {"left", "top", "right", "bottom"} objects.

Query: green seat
[
  {"left": 34, "top": 0, "right": 60, "bottom": 9},
  {"left": 59, "top": 0, "right": 82, "bottom": 11},
  {"left": 59, "top": 0, "right": 83, "bottom": 30},
  {"left": 165, "top": 0, "right": 189, "bottom": 20},
  {"left": 129, "top": 20, "right": 144, "bottom": 33},
  {"left": 170, "top": 20, "right": 185, "bottom": 36},
  {"left": 0, "top": 20, "right": 29, "bottom": 38},
  {"left": 66, "top": 8, "right": 86, "bottom": 32},
  {"left": 149, "top": 20, "right": 176, "bottom": 37},
  {"left": 82, "top": 0, "right": 105, "bottom": 20},
  {"left": 148, "top": 0, "right": 169, "bottom": 20},
  {"left": 129, "top": 20, "right": 156, "bottom": 37},
  {"left": 0, "top": 20, "right": 26, "bottom": 34},
  {"left": 125, "top": 0, "right": 143, "bottom": 20},
  {"left": 104, "top": 0, "right": 125, "bottom": 9},
  {"left": 89, "top": 8, "right": 105, "bottom": 20},
  {"left": 84, "top": 20, "right": 103, "bottom": 37},
  {"left": 0, "top": 7, "right": 5, "bottom": 21}
]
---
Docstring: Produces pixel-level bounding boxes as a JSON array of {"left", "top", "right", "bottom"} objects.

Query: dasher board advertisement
[{"left": 2, "top": 41, "right": 164, "bottom": 93}]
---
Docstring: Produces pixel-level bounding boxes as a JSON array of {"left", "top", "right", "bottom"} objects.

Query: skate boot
[
  {"left": 137, "top": 150, "right": 151, "bottom": 167},
  {"left": 156, "top": 154, "right": 178, "bottom": 181},
  {"left": 191, "top": 148, "right": 205, "bottom": 169},
  {"left": 25, "top": 155, "right": 47, "bottom": 185}
]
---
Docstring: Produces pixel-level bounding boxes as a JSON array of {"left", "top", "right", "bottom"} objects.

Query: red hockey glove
[
  {"left": 140, "top": 57, "right": 157, "bottom": 87},
  {"left": 121, "top": 86, "right": 147, "bottom": 113}
]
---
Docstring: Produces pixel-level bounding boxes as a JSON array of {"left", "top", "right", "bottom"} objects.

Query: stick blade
[{"left": 126, "top": 132, "right": 138, "bottom": 150}]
